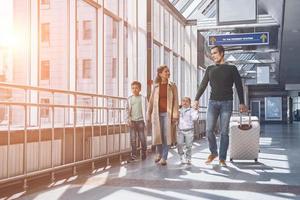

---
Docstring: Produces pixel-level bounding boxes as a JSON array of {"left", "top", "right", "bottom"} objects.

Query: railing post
[
  {"left": 51, "top": 92, "right": 55, "bottom": 182},
  {"left": 83, "top": 108, "right": 86, "bottom": 161},
  {"left": 106, "top": 97, "right": 110, "bottom": 166},
  {"left": 73, "top": 94, "right": 77, "bottom": 175},
  {"left": 118, "top": 99, "right": 122, "bottom": 164},
  {"left": 23, "top": 89, "right": 28, "bottom": 189},
  {"left": 7, "top": 105, "right": 11, "bottom": 178},
  {"left": 63, "top": 107, "right": 66, "bottom": 165},
  {"left": 91, "top": 101, "right": 95, "bottom": 172},
  {"left": 38, "top": 98, "right": 41, "bottom": 171}
]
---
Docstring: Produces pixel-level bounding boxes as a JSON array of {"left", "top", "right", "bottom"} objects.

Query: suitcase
[{"left": 229, "top": 112, "right": 260, "bottom": 162}]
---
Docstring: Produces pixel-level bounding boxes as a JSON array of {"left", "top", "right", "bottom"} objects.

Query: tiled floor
[{"left": 1, "top": 123, "right": 300, "bottom": 200}]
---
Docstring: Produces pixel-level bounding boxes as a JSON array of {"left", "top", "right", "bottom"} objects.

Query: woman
[{"left": 147, "top": 65, "right": 179, "bottom": 165}]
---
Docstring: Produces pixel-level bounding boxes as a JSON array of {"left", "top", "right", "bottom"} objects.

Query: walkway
[{"left": 1, "top": 123, "right": 300, "bottom": 200}]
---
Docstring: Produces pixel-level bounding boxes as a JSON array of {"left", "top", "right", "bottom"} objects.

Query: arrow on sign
[
  {"left": 260, "top": 34, "right": 267, "bottom": 43},
  {"left": 210, "top": 36, "right": 216, "bottom": 45}
]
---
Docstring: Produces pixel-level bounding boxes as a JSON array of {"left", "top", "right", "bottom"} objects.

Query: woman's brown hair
[{"left": 154, "top": 65, "right": 169, "bottom": 84}]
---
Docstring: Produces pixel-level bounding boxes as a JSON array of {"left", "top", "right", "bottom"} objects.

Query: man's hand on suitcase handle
[{"left": 239, "top": 104, "right": 248, "bottom": 113}]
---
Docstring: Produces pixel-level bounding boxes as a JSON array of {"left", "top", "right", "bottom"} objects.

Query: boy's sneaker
[
  {"left": 154, "top": 154, "right": 162, "bottom": 163},
  {"left": 127, "top": 156, "right": 137, "bottom": 163},
  {"left": 159, "top": 158, "right": 167, "bottom": 166}
]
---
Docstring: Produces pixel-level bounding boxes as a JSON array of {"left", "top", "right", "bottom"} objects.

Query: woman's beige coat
[{"left": 147, "top": 82, "right": 179, "bottom": 145}]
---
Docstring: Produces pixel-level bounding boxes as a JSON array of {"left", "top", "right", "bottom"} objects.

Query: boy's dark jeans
[{"left": 129, "top": 120, "right": 147, "bottom": 158}]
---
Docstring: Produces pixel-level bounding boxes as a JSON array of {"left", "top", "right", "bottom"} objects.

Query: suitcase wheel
[
  {"left": 254, "top": 158, "right": 258, "bottom": 162},
  {"left": 230, "top": 158, "right": 233, "bottom": 162}
]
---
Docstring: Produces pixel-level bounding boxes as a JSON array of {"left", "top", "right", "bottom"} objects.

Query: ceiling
[
  {"left": 169, "top": 0, "right": 216, "bottom": 19},
  {"left": 168, "top": 0, "right": 294, "bottom": 86}
]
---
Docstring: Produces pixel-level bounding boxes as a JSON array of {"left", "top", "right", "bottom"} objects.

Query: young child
[
  {"left": 177, "top": 97, "right": 199, "bottom": 164},
  {"left": 126, "top": 81, "right": 148, "bottom": 162}
]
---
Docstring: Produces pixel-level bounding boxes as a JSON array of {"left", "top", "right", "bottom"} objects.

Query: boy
[
  {"left": 177, "top": 97, "right": 198, "bottom": 164},
  {"left": 126, "top": 81, "right": 148, "bottom": 162}
]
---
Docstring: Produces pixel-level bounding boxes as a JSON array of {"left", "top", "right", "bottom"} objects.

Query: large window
[
  {"left": 173, "top": 20, "right": 178, "bottom": 53},
  {"left": 138, "top": 31, "right": 147, "bottom": 94},
  {"left": 137, "top": 0, "right": 147, "bottom": 94},
  {"left": 104, "top": 0, "right": 118, "bottom": 15},
  {"left": 123, "top": 25, "right": 129, "bottom": 97},
  {"left": 153, "top": 0, "right": 160, "bottom": 40},
  {"left": 138, "top": 0, "right": 147, "bottom": 29},
  {"left": 180, "top": 59, "right": 185, "bottom": 96},
  {"left": 164, "top": 49, "right": 170, "bottom": 67},
  {"left": 172, "top": 55, "right": 178, "bottom": 85},
  {"left": 104, "top": 15, "right": 118, "bottom": 96},
  {"left": 77, "top": 0, "right": 97, "bottom": 93},
  {"left": 164, "top": 10, "right": 170, "bottom": 46},
  {"left": 39, "top": 0, "right": 68, "bottom": 90},
  {"left": 153, "top": 43, "right": 160, "bottom": 80},
  {"left": 9, "top": 0, "right": 154, "bottom": 127},
  {"left": 151, "top": 0, "right": 198, "bottom": 99}
]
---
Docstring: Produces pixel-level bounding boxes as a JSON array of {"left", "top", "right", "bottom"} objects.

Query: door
[{"left": 251, "top": 100, "right": 260, "bottom": 119}]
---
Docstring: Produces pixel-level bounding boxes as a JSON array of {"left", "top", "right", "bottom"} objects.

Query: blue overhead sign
[{"left": 208, "top": 32, "right": 269, "bottom": 46}]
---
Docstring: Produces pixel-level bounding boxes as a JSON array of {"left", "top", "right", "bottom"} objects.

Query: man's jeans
[
  {"left": 157, "top": 112, "right": 169, "bottom": 160},
  {"left": 130, "top": 120, "right": 147, "bottom": 158},
  {"left": 177, "top": 130, "right": 194, "bottom": 160},
  {"left": 206, "top": 100, "right": 232, "bottom": 161}
]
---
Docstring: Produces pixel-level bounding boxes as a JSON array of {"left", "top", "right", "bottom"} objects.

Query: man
[{"left": 194, "top": 45, "right": 248, "bottom": 167}]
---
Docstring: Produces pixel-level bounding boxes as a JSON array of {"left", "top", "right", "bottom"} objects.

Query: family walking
[{"left": 126, "top": 45, "right": 247, "bottom": 166}]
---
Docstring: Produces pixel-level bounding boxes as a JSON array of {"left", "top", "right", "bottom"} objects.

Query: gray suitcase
[{"left": 229, "top": 113, "right": 260, "bottom": 162}]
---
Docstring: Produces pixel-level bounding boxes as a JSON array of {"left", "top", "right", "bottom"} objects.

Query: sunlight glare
[{"left": 0, "top": 0, "right": 15, "bottom": 48}]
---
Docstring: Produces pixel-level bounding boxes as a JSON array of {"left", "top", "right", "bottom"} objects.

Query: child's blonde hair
[{"left": 182, "top": 97, "right": 191, "bottom": 104}]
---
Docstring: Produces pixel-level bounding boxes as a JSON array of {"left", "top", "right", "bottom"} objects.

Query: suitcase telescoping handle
[{"left": 238, "top": 111, "right": 252, "bottom": 131}]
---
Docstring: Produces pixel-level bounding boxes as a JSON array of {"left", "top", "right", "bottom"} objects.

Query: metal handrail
[
  {"left": 0, "top": 82, "right": 128, "bottom": 187},
  {"left": 0, "top": 101, "right": 125, "bottom": 110},
  {"left": 0, "top": 82, "right": 126, "bottom": 100},
  {"left": 0, "top": 82, "right": 209, "bottom": 187}
]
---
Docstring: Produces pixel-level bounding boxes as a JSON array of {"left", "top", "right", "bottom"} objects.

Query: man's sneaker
[
  {"left": 219, "top": 160, "right": 227, "bottom": 167},
  {"left": 154, "top": 154, "right": 162, "bottom": 163},
  {"left": 205, "top": 154, "right": 218, "bottom": 164},
  {"left": 159, "top": 158, "right": 167, "bottom": 166}
]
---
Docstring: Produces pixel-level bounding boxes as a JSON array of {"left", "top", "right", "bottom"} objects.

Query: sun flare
[{"left": 0, "top": 0, "right": 14, "bottom": 47}]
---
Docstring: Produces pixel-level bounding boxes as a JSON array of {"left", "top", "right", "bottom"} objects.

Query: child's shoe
[
  {"left": 187, "top": 159, "right": 192, "bottom": 165},
  {"left": 180, "top": 155, "right": 187, "bottom": 164}
]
